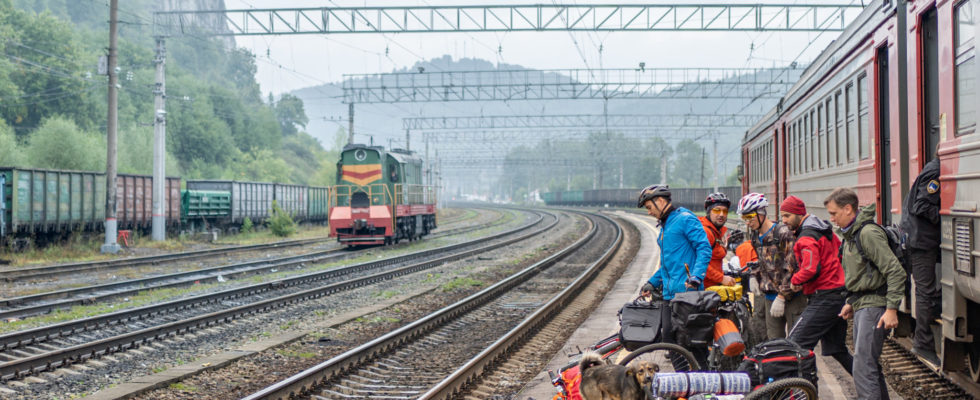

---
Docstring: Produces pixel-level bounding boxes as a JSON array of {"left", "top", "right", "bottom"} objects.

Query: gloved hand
[
  {"left": 770, "top": 296, "right": 786, "bottom": 318},
  {"left": 685, "top": 276, "right": 703, "bottom": 290},
  {"left": 641, "top": 282, "right": 654, "bottom": 295}
]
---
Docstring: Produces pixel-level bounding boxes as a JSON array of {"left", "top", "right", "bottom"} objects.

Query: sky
[{"left": 222, "top": 0, "right": 860, "bottom": 96}]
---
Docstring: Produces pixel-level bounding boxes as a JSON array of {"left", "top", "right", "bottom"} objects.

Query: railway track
[
  {"left": 241, "top": 212, "right": 622, "bottom": 400},
  {"left": 0, "top": 209, "right": 558, "bottom": 382},
  {"left": 882, "top": 336, "right": 979, "bottom": 399},
  {"left": 0, "top": 208, "right": 513, "bottom": 321},
  {"left": 0, "top": 207, "right": 485, "bottom": 283}
]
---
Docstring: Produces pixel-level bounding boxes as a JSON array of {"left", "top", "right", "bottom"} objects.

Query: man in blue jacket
[{"left": 638, "top": 184, "right": 712, "bottom": 354}]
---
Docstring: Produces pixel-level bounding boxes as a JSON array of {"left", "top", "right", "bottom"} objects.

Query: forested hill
[{"left": 0, "top": 0, "right": 336, "bottom": 186}]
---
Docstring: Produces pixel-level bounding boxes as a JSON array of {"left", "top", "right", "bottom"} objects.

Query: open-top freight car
[
  {"left": 329, "top": 144, "right": 436, "bottom": 246},
  {"left": 0, "top": 167, "right": 106, "bottom": 248},
  {"left": 542, "top": 187, "right": 741, "bottom": 210}
]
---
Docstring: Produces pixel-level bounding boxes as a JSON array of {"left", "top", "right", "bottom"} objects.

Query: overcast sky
[{"left": 222, "top": 0, "right": 858, "bottom": 95}]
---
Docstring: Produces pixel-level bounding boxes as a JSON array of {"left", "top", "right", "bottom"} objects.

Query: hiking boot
[{"left": 912, "top": 347, "right": 941, "bottom": 370}]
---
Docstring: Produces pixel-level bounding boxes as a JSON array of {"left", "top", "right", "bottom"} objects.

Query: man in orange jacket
[{"left": 699, "top": 192, "right": 737, "bottom": 288}]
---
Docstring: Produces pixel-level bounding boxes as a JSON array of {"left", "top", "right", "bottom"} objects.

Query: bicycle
[{"left": 704, "top": 263, "right": 755, "bottom": 372}]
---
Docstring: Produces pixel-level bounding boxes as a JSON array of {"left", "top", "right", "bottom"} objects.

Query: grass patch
[
  {"left": 279, "top": 320, "right": 298, "bottom": 330},
  {"left": 441, "top": 277, "right": 483, "bottom": 292},
  {"left": 169, "top": 382, "right": 197, "bottom": 392},
  {"left": 374, "top": 290, "right": 399, "bottom": 299},
  {"left": 275, "top": 348, "right": 317, "bottom": 359}
]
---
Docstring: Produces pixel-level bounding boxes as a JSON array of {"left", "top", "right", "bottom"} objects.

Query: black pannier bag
[
  {"left": 737, "top": 338, "right": 818, "bottom": 388},
  {"left": 670, "top": 291, "right": 720, "bottom": 347},
  {"left": 618, "top": 298, "right": 663, "bottom": 351}
]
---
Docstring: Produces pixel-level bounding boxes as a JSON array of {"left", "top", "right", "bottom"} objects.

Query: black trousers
[
  {"left": 910, "top": 247, "right": 941, "bottom": 352},
  {"left": 787, "top": 288, "right": 853, "bottom": 375}
]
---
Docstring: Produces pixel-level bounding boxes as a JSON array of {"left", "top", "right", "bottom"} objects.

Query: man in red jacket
[
  {"left": 699, "top": 193, "right": 737, "bottom": 288},
  {"left": 780, "top": 195, "right": 853, "bottom": 375}
]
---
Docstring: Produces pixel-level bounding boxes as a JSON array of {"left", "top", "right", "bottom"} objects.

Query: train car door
[
  {"left": 877, "top": 45, "right": 893, "bottom": 225},
  {"left": 922, "top": 7, "right": 941, "bottom": 164}
]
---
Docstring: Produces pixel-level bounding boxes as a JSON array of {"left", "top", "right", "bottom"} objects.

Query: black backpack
[
  {"left": 670, "top": 291, "right": 720, "bottom": 347},
  {"left": 737, "top": 338, "right": 818, "bottom": 388},
  {"left": 844, "top": 221, "right": 910, "bottom": 275},
  {"left": 618, "top": 298, "right": 663, "bottom": 351}
]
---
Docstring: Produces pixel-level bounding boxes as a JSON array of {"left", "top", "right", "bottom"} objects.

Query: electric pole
[
  {"left": 101, "top": 0, "right": 121, "bottom": 254},
  {"left": 713, "top": 134, "right": 719, "bottom": 192},
  {"left": 151, "top": 37, "right": 167, "bottom": 241},
  {"left": 348, "top": 103, "right": 354, "bottom": 144}
]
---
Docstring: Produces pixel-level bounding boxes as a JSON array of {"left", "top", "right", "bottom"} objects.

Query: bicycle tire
[
  {"left": 617, "top": 342, "right": 701, "bottom": 371},
  {"left": 744, "top": 377, "right": 818, "bottom": 400}
]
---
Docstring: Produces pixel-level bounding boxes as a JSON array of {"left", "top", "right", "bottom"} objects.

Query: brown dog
[{"left": 578, "top": 351, "right": 648, "bottom": 400}]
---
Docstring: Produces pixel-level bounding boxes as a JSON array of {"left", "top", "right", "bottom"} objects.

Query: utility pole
[
  {"left": 405, "top": 129, "right": 410, "bottom": 151},
  {"left": 700, "top": 148, "right": 705, "bottom": 187},
  {"left": 151, "top": 37, "right": 167, "bottom": 241},
  {"left": 713, "top": 134, "right": 719, "bottom": 192},
  {"left": 101, "top": 0, "right": 121, "bottom": 254},
  {"left": 347, "top": 103, "right": 355, "bottom": 144},
  {"left": 660, "top": 153, "right": 668, "bottom": 185}
]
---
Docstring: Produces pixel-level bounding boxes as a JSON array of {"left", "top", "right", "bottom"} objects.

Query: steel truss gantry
[
  {"left": 343, "top": 67, "right": 802, "bottom": 103},
  {"left": 404, "top": 113, "right": 763, "bottom": 130},
  {"left": 153, "top": 4, "right": 862, "bottom": 36},
  {"left": 423, "top": 128, "right": 718, "bottom": 143}
]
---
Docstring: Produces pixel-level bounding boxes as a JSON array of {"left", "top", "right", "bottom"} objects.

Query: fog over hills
[{"left": 291, "top": 55, "right": 800, "bottom": 192}]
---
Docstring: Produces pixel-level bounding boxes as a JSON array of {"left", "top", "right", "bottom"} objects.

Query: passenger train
[{"left": 742, "top": 0, "right": 980, "bottom": 380}]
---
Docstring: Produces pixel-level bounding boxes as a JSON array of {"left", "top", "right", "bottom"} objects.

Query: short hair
[{"left": 823, "top": 188, "right": 858, "bottom": 212}]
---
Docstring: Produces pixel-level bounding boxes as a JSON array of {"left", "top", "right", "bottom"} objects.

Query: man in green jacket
[{"left": 824, "top": 188, "right": 905, "bottom": 400}]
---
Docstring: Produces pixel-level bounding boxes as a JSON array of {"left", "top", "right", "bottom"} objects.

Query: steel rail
[
  {"left": 0, "top": 209, "right": 511, "bottom": 320},
  {"left": 0, "top": 210, "right": 557, "bottom": 381},
  {"left": 0, "top": 237, "right": 330, "bottom": 282},
  {"left": 0, "top": 207, "right": 485, "bottom": 282},
  {"left": 419, "top": 213, "right": 622, "bottom": 399},
  {"left": 240, "top": 211, "right": 612, "bottom": 400}
]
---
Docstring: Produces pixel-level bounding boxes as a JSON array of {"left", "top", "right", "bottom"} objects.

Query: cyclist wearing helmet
[
  {"left": 737, "top": 192, "right": 806, "bottom": 340},
  {"left": 637, "top": 184, "right": 712, "bottom": 317},
  {"left": 700, "top": 193, "right": 736, "bottom": 288}
]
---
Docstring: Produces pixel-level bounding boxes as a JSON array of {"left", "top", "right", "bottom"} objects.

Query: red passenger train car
[{"left": 742, "top": 0, "right": 980, "bottom": 380}]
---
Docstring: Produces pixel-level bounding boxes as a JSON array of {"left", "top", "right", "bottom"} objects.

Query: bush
[
  {"left": 268, "top": 200, "right": 295, "bottom": 237},
  {"left": 241, "top": 217, "right": 253, "bottom": 234}
]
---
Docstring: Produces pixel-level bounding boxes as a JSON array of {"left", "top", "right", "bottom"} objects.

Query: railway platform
[{"left": 518, "top": 211, "right": 904, "bottom": 399}]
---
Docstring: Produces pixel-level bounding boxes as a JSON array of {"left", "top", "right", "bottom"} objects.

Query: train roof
[
  {"left": 743, "top": 0, "right": 892, "bottom": 145},
  {"left": 387, "top": 148, "right": 423, "bottom": 164}
]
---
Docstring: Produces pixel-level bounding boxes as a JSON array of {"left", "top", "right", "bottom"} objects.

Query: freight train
[
  {"left": 741, "top": 0, "right": 980, "bottom": 381},
  {"left": 329, "top": 144, "right": 437, "bottom": 246},
  {"left": 0, "top": 168, "right": 331, "bottom": 249},
  {"left": 541, "top": 187, "right": 741, "bottom": 211}
]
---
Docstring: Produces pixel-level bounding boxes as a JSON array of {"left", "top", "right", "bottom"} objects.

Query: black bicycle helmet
[
  {"left": 636, "top": 184, "right": 671, "bottom": 208},
  {"left": 704, "top": 192, "right": 732, "bottom": 210}
]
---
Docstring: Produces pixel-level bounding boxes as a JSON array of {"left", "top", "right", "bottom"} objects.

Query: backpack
[
  {"left": 844, "top": 221, "right": 910, "bottom": 275},
  {"left": 670, "top": 291, "right": 720, "bottom": 347},
  {"left": 618, "top": 298, "right": 663, "bottom": 351},
  {"left": 737, "top": 338, "right": 818, "bottom": 388},
  {"left": 797, "top": 224, "right": 835, "bottom": 284}
]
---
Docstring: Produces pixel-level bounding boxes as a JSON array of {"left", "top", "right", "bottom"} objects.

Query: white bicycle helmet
[{"left": 737, "top": 192, "right": 768, "bottom": 215}]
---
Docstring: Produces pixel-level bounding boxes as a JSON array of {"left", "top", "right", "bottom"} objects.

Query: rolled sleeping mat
[
  {"left": 652, "top": 372, "right": 752, "bottom": 398},
  {"left": 687, "top": 395, "right": 745, "bottom": 400},
  {"left": 713, "top": 318, "right": 746, "bottom": 357}
]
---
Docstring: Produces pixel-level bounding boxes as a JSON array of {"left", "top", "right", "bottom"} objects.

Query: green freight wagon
[
  {"left": 180, "top": 190, "right": 231, "bottom": 232},
  {"left": 307, "top": 186, "right": 329, "bottom": 223},
  {"left": 0, "top": 167, "right": 106, "bottom": 243}
]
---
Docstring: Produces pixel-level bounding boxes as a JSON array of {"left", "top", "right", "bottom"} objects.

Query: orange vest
[{"left": 699, "top": 216, "right": 728, "bottom": 287}]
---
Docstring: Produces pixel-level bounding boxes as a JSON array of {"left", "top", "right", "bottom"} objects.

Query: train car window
[
  {"left": 847, "top": 83, "right": 857, "bottom": 163},
  {"left": 858, "top": 74, "right": 870, "bottom": 159},
  {"left": 836, "top": 91, "right": 845, "bottom": 165},
  {"left": 810, "top": 110, "right": 817, "bottom": 172},
  {"left": 797, "top": 120, "right": 803, "bottom": 174},
  {"left": 803, "top": 115, "right": 809, "bottom": 173},
  {"left": 956, "top": 0, "right": 976, "bottom": 136},
  {"left": 826, "top": 98, "right": 835, "bottom": 167},
  {"left": 818, "top": 106, "right": 825, "bottom": 170}
]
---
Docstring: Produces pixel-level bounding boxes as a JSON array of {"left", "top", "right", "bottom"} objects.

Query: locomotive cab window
[{"left": 956, "top": 0, "right": 976, "bottom": 136}]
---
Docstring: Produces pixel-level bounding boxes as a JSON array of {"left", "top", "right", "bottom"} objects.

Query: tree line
[{"left": 0, "top": 0, "right": 338, "bottom": 185}]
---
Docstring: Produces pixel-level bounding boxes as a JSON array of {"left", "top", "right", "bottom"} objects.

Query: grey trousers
[
  {"left": 763, "top": 294, "right": 807, "bottom": 339},
  {"left": 854, "top": 306, "right": 890, "bottom": 400}
]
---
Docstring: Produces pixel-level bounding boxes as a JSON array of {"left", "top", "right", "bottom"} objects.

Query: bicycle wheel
[
  {"left": 617, "top": 343, "right": 701, "bottom": 372},
  {"left": 744, "top": 378, "right": 818, "bottom": 400}
]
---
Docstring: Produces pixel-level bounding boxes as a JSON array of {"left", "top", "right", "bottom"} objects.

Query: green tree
[
  {"left": 274, "top": 93, "right": 308, "bottom": 136},
  {"left": 0, "top": 119, "right": 23, "bottom": 166},
  {"left": 672, "top": 138, "right": 710, "bottom": 187},
  {"left": 26, "top": 115, "right": 104, "bottom": 170}
]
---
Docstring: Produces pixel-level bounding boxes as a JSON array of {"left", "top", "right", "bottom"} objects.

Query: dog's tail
[{"left": 578, "top": 350, "right": 605, "bottom": 374}]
